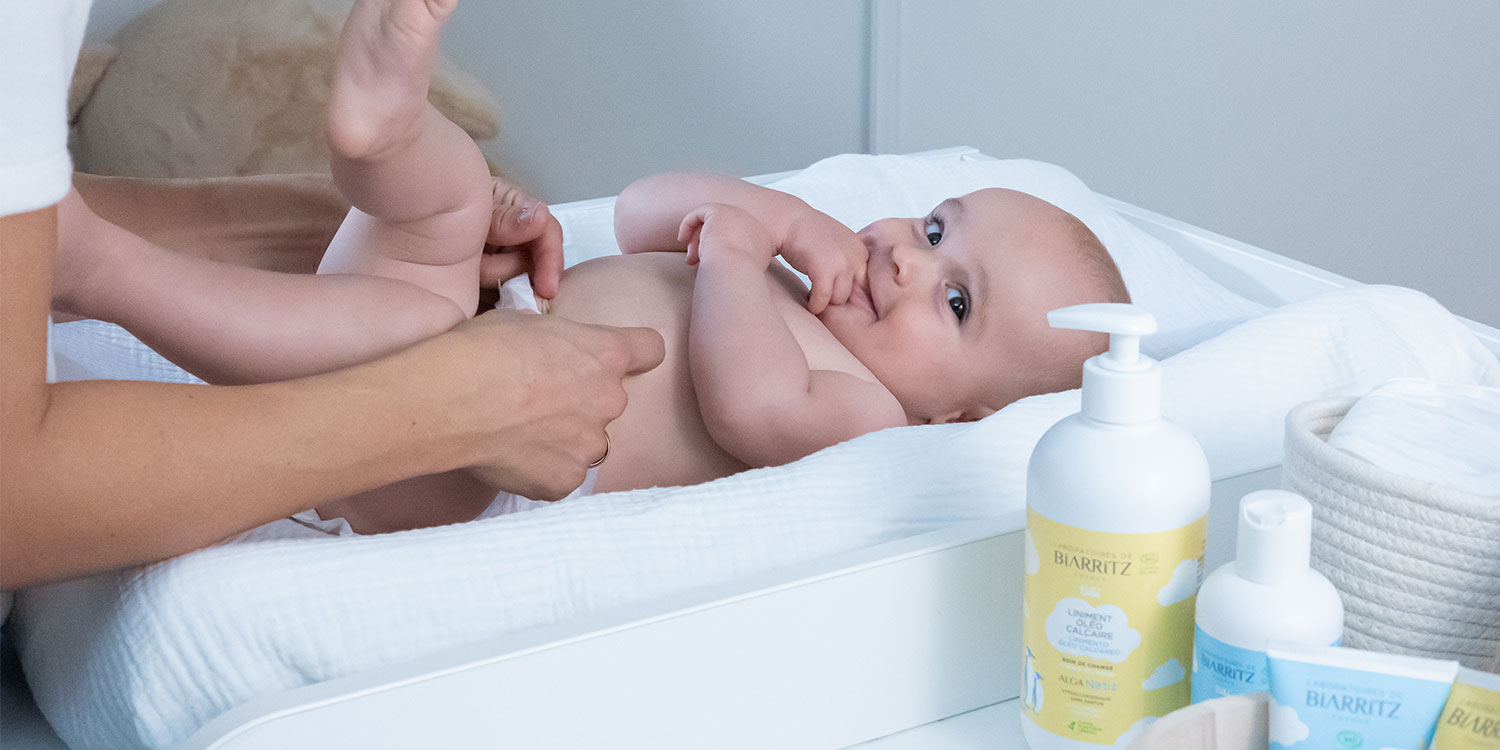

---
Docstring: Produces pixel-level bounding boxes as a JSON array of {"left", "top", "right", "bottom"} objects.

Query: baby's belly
[{"left": 548, "top": 253, "right": 747, "bottom": 493}]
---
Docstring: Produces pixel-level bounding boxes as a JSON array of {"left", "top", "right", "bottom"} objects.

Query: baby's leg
[
  {"left": 314, "top": 0, "right": 500, "bottom": 530},
  {"left": 321, "top": 0, "right": 493, "bottom": 319},
  {"left": 315, "top": 469, "right": 499, "bottom": 534}
]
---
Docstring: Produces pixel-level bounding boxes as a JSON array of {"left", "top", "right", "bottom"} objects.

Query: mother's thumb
[
  {"left": 611, "top": 325, "right": 666, "bottom": 375},
  {"left": 488, "top": 200, "right": 547, "bottom": 246}
]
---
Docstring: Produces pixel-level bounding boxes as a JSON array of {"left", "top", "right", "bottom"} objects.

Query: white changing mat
[
  {"left": 13, "top": 155, "right": 1500, "bottom": 750},
  {"left": 16, "top": 286, "right": 1499, "bottom": 750}
]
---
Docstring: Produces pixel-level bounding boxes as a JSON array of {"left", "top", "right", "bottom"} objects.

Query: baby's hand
[
  {"left": 779, "top": 210, "right": 868, "bottom": 314},
  {"left": 678, "top": 203, "right": 776, "bottom": 268}
]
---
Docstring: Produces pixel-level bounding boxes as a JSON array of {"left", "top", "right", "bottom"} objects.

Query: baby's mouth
[{"left": 857, "top": 276, "right": 877, "bottom": 318}]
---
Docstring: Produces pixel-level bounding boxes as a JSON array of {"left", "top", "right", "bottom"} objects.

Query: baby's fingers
[
  {"left": 806, "top": 275, "right": 832, "bottom": 315},
  {"left": 831, "top": 272, "right": 854, "bottom": 309},
  {"left": 676, "top": 211, "right": 702, "bottom": 245},
  {"left": 678, "top": 211, "right": 705, "bottom": 264}
]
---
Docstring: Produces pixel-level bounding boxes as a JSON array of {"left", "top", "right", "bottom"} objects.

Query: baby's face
[{"left": 818, "top": 188, "right": 1103, "bottom": 424}]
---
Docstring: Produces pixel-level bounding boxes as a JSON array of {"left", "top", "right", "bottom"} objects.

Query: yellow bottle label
[
  {"left": 1432, "top": 673, "right": 1500, "bottom": 750},
  {"left": 1021, "top": 508, "right": 1205, "bottom": 745}
]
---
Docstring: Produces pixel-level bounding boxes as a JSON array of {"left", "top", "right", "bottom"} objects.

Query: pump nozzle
[
  {"left": 1048, "top": 303, "right": 1162, "bottom": 424},
  {"left": 1047, "top": 303, "right": 1157, "bottom": 371}
]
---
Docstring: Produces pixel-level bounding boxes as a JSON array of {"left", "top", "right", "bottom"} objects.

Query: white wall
[
  {"left": 84, "top": 0, "right": 870, "bottom": 203},
  {"left": 442, "top": 2, "right": 869, "bottom": 203},
  {"left": 881, "top": 1, "right": 1499, "bottom": 327},
  {"left": 83, "top": 0, "right": 160, "bottom": 38},
  {"left": 88, "top": 1, "right": 1498, "bottom": 326}
]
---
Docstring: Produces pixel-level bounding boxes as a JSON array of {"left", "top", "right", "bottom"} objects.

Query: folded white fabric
[
  {"left": 556, "top": 153, "right": 1269, "bottom": 358},
  {"left": 1326, "top": 379, "right": 1500, "bottom": 497},
  {"left": 15, "top": 285, "right": 1498, "bottom": 750}
]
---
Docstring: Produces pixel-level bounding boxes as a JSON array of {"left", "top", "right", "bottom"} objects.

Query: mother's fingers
[
  {"left": 480, "top": 249, "right": 527, "bottom": 287},
  {"left": 486, "top": 178, "right": 565, "bottom": 298}
]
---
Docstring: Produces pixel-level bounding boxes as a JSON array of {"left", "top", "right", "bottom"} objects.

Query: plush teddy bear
[{"left": 68, "top": 0, "right": 501, "bottom": 178}]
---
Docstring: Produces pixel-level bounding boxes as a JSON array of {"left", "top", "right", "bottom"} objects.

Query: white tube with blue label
[{"left": 1266, "top": 641, "right": 1459, "bottom": 750}]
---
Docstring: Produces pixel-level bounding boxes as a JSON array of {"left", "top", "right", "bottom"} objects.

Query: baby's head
[{"left": 819, "top": 188, "right": 1127, "bottom": 424}]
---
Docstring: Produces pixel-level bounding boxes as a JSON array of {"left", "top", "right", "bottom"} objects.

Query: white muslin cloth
[
  {"left": 14, "top": 284, "right": 1499, "bottom": 750},
  {"left": 1327, "top": 379, "right": 1500, "bottom": 497}
]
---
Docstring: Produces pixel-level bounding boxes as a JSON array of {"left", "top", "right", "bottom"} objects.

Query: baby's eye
[
  {"left": 925, "top": 218, "right": 943, "bottom": 246},
  {"left": 946, "top": 287, "right": 969, "bottom": 322}
]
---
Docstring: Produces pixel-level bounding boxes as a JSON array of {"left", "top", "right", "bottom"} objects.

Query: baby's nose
[{"left": 859, "top": 217, "right": 908, "bottom": 249}]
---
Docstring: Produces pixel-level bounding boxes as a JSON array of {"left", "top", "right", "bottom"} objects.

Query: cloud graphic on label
[
  {"left": 1142, "top": 657, "right": 1185, "bottom": 690},
  {"left": 1269, "top": 697, "right": 1310, "bottom": 747},
  {"left": 1111, "top": 717, "right": 1156, "bottom": 749},
  {"left": 1157, "top": 558, "right": 1200, "bottom": 606},
  {"left": 1044, "top": 598, "right": 1141, "bottom": 664},
  {"left": 1024, "top": 529, "right": 1040, "bottom": 575}
]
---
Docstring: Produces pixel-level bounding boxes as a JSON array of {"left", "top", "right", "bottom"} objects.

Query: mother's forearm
[
  {"left": 105, "top": 237, "right": 465, "bottom": 385},
  {"left": 59, "top": 190, "right": 462, "bottom": 385},
  {"left": 0, "top": 338, "right": 488, "bottom": 588}
]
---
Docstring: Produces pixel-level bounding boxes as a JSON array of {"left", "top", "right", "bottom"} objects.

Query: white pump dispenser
[
  {"left": 1191, "top": 490, "right": 1344, "bottom": 703},
  {"left": 1021, "top": 303, "right": 1210, "bottom": 750},
  {"left": 1049, "top": 303, "right": 1160, "bottom": 425}
]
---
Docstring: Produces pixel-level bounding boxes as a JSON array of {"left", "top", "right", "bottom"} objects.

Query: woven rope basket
[{"left": 1282, "top": 398, "right": 1500, "bottom": 669}]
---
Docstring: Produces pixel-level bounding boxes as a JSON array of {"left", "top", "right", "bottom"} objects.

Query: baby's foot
[{"left": 327, "top": 0, "right": 458, "bottom": 161}]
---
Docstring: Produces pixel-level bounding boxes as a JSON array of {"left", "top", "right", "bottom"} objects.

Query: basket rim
[{"left": 1285, "top": 397, "right": 1499, "bottom": 517}]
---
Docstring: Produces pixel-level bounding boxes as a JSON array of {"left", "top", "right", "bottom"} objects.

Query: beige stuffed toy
[{"left": 69, "top": 0, "right": 500, "bottom": 178}]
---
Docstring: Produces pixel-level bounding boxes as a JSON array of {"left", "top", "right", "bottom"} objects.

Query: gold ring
[{"left": 588, "top": 433, "right": 610, "bottom": 468}]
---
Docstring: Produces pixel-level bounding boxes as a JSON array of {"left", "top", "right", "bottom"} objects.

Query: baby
[{"left": 300, "top": 0, "right": 1126, "bottom": 532}]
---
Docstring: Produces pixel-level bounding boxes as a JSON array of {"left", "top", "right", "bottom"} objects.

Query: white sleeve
[{"left": 0, "top": 0, "right": 93, "bottom": 216}]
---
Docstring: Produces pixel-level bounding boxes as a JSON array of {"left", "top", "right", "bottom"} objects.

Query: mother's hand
[
  {"left": 450, "top": 309, "right": 665, "bottom": 500},
  {"left": 479, "top": 177, "right": 566, "bottom": 300}
]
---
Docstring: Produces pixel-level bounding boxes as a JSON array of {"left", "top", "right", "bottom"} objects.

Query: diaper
[
  {"left": 498, "top": 273, "right": 549, "bottom": 315},
  {"left": 291, "top": 274, "right": 590, "bottom": 537}
]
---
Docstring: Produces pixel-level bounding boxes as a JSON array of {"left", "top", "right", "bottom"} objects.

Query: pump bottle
[
  {"left": 1191, "top": 490, "right": 1344, "bottom": 703},
  {"left": 1021, "top": 303, "right": 1210, "bottom": 750}
]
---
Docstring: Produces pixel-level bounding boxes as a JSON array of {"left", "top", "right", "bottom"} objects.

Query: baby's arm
[
  {"left": 683, "top": 204, "right": 904, "bottom": 467},
  {"left": 616, "top": 172, "right": 867, "bottom": 313},
  {"left": 615, "top": 173, "right": 807, "bottom": 256}
]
